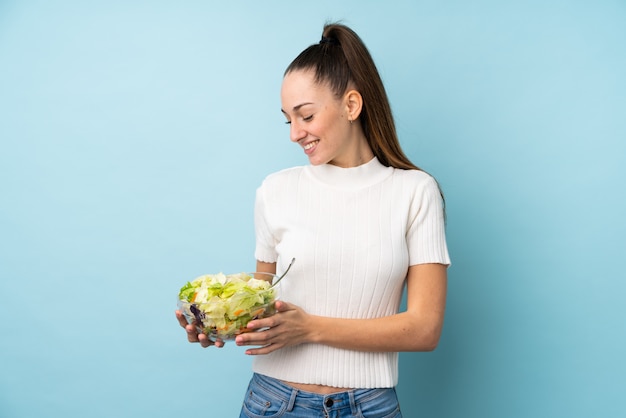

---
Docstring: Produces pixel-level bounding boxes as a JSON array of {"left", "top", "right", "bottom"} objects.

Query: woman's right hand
[{"left": 175, "top": 310, "right": 224, "bottom": 348}]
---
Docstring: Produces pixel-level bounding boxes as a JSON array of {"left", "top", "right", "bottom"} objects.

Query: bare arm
[
  {"left": 236, "top": 262, "right": 447, "bottom": 354},
  {"left": 256, "top": 260, "right": 277, "bottom": 275}
]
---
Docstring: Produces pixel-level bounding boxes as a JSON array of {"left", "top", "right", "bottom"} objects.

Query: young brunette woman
[{"left": 176, "top": 23, "right": 450, "bottom": 418}]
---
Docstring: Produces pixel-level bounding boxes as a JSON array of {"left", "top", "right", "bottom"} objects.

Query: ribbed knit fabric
[{"left": 253, "top": 157, "right": 450, "bottom": 388}]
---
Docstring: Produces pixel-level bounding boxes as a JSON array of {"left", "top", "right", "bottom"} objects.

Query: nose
[{"left": 290, "top": 120, "right": 306, "bottom": 143}]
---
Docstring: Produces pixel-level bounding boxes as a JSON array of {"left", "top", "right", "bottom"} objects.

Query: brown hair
[{"left": 285, "top": 23, "right": 419, "bottom": 170}]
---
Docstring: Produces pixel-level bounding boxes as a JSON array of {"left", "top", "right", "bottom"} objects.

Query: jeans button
[{"left": 325, "top": 398, "right": 333, "bottom": 407}]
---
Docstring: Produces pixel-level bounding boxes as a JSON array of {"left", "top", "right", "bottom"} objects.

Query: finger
[
  {"left": 186, "top": 324, "right": 200, "bottom": 343},
  {"left": 175, "top": 310, "right": 189, "bottom": 328},
  {"left": 236, "top": 327, "right": 274, "bottom": 347},
  {"left": 245, "top": 342, "right": 280, "bottom": 356},
  {"left": 246, "top": 317, "right": 276, "bottom": 331},
  {"left": 198, "top": 333, "right": 220, "bottom": 348},
  {"left": 274, "top": 300, "right": 291, "bottom": 312},
  {"left": 250, "top": 307, "right": 287, "bottom": 330}
]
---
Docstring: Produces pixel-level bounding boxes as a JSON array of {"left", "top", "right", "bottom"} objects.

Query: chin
[{"left": 307, "top": 155, "right": 330, "bottom": 166}]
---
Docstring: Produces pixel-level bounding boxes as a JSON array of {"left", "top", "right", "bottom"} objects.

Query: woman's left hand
[{"left": 235, "top": 300, "right": 312, "bottom": 355}]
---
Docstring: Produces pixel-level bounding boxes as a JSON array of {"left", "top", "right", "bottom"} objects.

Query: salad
[{"left": 178, "top": 272, "right": 278, "bottom": 340}]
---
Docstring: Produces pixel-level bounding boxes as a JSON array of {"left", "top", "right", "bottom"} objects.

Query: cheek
[{"left": 312, "top": 114, "right": 336, "bottom": 137}]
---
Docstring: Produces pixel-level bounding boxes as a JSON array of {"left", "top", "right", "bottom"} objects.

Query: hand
[
  {"left": 234, "top": 301, "right": 312, "bottom": 355},
  {"left": 175, "top": 310, "right": 224, "bottom": 348}
]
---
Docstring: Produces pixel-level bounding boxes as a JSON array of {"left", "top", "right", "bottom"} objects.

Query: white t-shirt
[{"left": 253, "top": 157, "right": 450, "bottom": 388}]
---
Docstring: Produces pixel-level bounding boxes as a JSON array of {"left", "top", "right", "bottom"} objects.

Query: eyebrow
[{"left": 280, "top": 102, "right": 314, "bottom": 114}]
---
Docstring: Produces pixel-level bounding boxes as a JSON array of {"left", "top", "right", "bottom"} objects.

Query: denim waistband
[{"left": 250, "top": 372, "right": 392, "bottom": 413}]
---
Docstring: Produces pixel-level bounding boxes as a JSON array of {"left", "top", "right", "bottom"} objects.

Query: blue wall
[{"left": 1, "top": 1, "right": 624, "bottom": 417}]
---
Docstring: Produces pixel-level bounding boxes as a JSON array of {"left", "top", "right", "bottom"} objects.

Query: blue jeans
[{"left": 239, "top": 373, "right": 403, "bottom": 418}]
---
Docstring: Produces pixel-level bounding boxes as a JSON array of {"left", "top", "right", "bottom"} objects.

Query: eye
[{"left": 284, "top": 115, "right": 312, "bottom": 125}]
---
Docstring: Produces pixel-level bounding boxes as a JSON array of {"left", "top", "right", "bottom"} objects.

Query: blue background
[{"left": 1, "top": 1, "right": 625, "bottom": 417}]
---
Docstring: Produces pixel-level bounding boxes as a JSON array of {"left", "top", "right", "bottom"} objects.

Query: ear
[{"left": 344, "top": 89, "right": 363, "bottom": 122}]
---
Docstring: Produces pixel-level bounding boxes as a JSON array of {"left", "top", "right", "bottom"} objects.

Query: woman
[{"left": 176, "top": 23, "right": 450, "bottom": 417}]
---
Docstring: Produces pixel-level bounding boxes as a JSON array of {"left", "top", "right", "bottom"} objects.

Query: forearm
[{"left": 306, "top": 310, "right": 444, "bottom": 352}]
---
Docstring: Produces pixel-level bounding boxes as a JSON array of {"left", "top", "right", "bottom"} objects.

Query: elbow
[
  {"left": 426, "top": 323, "right": 445, "bottom": 351},
  {"left": 423, "top": 335, "right": 441, "bottom": 352},
  {"left": 403, "top": 312, "right": 445, "bottom": 352},
  {"left": 411, "top": 326, "right": 443, "bottom": 352}
]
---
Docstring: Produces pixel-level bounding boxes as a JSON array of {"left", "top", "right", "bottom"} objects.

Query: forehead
[{"left": 281, "top": 70, "right": 335, "bottom": 108}]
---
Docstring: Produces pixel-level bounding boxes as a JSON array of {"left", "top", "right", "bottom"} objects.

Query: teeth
[{"left": 304, "top": 140, "right": 319, "bottom": 150}]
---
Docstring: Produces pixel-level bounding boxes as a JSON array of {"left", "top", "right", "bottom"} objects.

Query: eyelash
[{"left": 285, "top": 115, "right": 314, "bottom": 125}]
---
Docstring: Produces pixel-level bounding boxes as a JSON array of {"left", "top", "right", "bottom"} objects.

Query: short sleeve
[
  {"left": 254, "top": 182, "right": 278, "bottom": 263},
  {"left": 406, "top": 175, "right": 451, "bottom": 266}
]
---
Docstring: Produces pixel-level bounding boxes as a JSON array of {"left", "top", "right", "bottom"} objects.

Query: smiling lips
[{"left": 303, "top": 140, "right": 320, "bottom": 153}]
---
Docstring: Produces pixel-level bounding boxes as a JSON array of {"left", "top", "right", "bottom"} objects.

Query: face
[{"left": 281, "top": 70, "right": 361, "bottom": 167}]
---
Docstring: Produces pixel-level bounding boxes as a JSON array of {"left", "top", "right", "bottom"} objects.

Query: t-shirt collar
[{"left": 305, "top": 156, "right": 393, "bottom": 189}]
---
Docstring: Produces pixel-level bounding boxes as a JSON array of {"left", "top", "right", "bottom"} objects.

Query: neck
[{"left": 329, "top": 130, "right": 373, "bottom": 168}]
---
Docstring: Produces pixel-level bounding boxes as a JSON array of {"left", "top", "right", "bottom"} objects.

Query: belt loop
[
  {"left": 286, "top": 388, "right": 298, "bottom": 412},
  {"left": 348, "top": 390, "right": 358, "bottom": 415}
]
